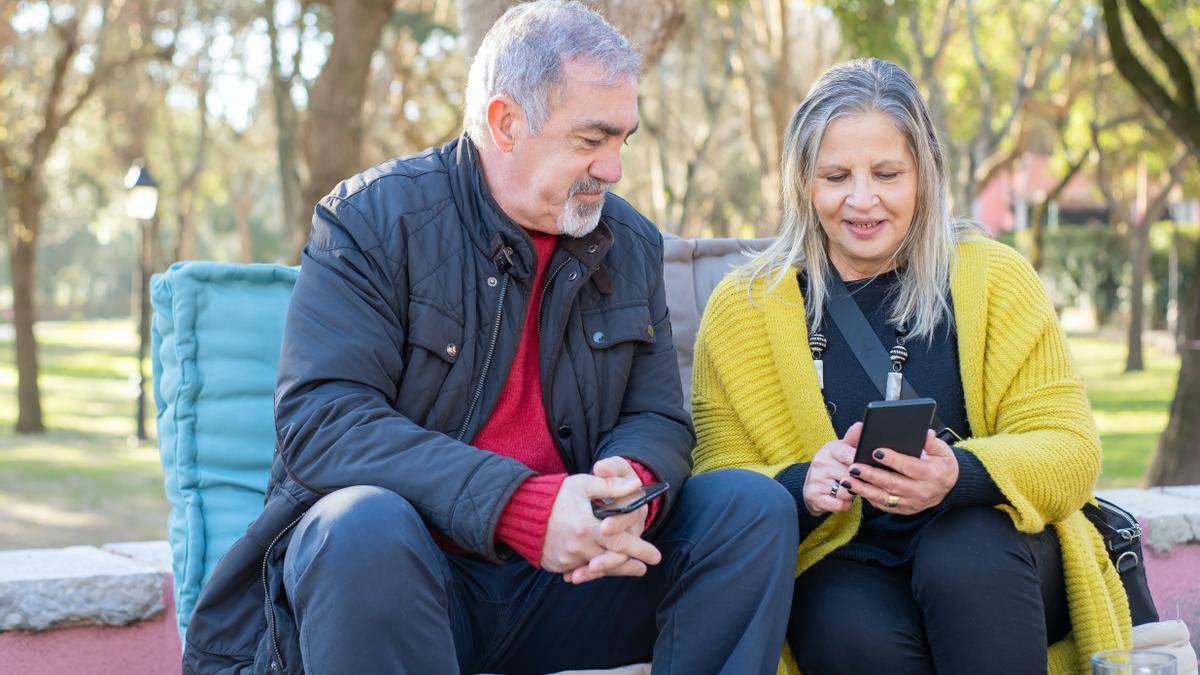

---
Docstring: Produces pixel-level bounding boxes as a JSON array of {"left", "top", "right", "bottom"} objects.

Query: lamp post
[{"left": 125, "top": 161, "right": 159, "bottom": 441}]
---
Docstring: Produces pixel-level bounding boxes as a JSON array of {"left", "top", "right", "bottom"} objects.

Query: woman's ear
[{"left": 485, "top": 96, "right": 521, "bottom": 153}]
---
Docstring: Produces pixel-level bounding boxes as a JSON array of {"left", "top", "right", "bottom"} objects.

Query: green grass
[
  {"left": 0, "top": 321, "right": 1181, "bottom": 549},
  {"left": 0, "top": 320, "right": 167, "bottom": 549},
  {"left": 1069, "top": 331, "right": 1179, "bottom": 488}
]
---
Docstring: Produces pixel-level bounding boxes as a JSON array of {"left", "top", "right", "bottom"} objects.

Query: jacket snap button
[
  {"left": 487, "top": 276, "right": 497, "bottom": 287},
  {"left": 557, "top": 425, "right": 572, "bottom": 439},
  {"left": 446, "top": 343, "right": 458, "bottom": 357},
  {"left": 567, "top": 270, "right": 578, "bottom": 281},
  {"left": 592, "top": 331, "right": 605, "bottom": 344},
  {"left": 586, "top": 244, "right": 598, "bottom": 254}
]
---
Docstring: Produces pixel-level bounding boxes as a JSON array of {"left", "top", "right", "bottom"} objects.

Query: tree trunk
[
  {"left": 1125, "top": 211, "right": 1150, "bottom": 371},
  {"left": 297, "top": 0, "right": 394, "bottom": 263},
  {"left": 10, "top": 184, "right": 44, "bottom": 433},
  {"left": 265, "top": 0, "right": 307, "bottom": 262},
  {"left": 1146, "top": 240, "right": 1200, "bottom": 485}
]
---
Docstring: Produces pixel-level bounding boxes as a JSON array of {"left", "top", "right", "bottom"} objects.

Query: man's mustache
[{"left": 568, "top": 177, "right": 611, "bottom": 198}]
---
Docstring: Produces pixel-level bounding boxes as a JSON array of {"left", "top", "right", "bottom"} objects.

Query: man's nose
[{"left": 590, "top": 146, "right": 623, "bottom": 185}]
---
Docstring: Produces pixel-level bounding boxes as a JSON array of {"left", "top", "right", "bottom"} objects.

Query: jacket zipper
[
  {"left": 536, "top": 258, "right": 571, "bottom": 336},
  {"left": 263, "top": 513, "right": 305, "bottom": 672},
  {"left": 456, "top": 259, "right": 512, "bottom": 441}
]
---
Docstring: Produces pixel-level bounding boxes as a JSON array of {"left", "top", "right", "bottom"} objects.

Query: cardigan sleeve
[
  {"left": 691, "top": 293, "right": 796, "bottom": 480},
  {"left": 957, "top": 245, "right": 1101, "bottom": 533}
]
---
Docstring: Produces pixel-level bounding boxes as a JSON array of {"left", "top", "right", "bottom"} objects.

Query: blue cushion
[{"left": 151, "top": 262, "right": 297, "bottom": 638}]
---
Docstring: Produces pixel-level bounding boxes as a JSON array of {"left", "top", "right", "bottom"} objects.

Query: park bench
[{"left": 1, "top": 235, "right": 1197, "bottom": 674}]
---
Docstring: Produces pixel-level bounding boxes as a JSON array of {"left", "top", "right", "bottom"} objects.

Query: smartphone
[
  {"left": 592, "top": 481, "right": 670, "bottom": 519},
  {"left": 853, "top": 398, "right": 937, "bottom": 470}
]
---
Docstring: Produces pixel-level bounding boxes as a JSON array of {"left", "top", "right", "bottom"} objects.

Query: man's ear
[{"left": 485, "top": 96, "right": 522, "bottom": 153}]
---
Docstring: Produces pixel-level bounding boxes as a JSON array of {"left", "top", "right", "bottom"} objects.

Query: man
[{"left": 182, "top": 2, "right": 797, "bottom": 673}]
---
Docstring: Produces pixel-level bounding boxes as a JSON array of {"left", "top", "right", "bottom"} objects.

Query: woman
[{"left": 691, "top": 58, "right": 1130, "bottom": 674}]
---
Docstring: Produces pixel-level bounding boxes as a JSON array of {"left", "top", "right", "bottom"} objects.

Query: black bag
[
  {"left": 1082, "top": 497, "right": 1160, "bottom": 625},
  {"left": 824, "top": 275, "right": 1160, "bottom": 626}
]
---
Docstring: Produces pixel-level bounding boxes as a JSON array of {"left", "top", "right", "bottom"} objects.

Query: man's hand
[
  {"left": 562, "top": 457, "right": 662, "bottom": 584},
  {"left": 541, "top": 466, "right": 659, "bottom": 576}
]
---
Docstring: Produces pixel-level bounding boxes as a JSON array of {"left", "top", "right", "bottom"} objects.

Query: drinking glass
[{"left": 1091, "top": 649, "right": 1178, "bottom": 675}]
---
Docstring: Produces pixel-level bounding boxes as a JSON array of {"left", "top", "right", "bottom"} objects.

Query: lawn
[{"left": 0, "top": 321, "right": 1181, "bottom": 549}]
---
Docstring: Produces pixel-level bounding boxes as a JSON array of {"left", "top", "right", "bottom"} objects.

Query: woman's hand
[
  {"left": 802, "top": 422, "right": 862, "bottom": 516},
  {"left": 844, "top": 429, "right": 959, "bottom": 515}
]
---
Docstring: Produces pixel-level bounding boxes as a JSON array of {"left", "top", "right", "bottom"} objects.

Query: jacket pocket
[
  {"left": 406, "top": 297, "right": 464, "bottom": 364},
  {"left": 580, "top": 302, "right": 655, "bottom": 430},
  {"left": 580, "top": 301, "right": 656, "bottom": 350}
]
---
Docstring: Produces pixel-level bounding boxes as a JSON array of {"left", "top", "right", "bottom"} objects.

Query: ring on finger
[
  {"left": 886, "top": 494, "right": 900, "bottom": 508},
  {"left": 829, "top": 480, "right": 840, "bottom": 498}
]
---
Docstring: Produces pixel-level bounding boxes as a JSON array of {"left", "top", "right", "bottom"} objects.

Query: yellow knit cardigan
[{"left": 691, "top": 238, "right": 1131, "bottom": 674}]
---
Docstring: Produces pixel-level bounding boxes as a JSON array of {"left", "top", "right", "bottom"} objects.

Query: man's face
[{"left": 506, "top": 60, "right": 639, "bottom": 237}]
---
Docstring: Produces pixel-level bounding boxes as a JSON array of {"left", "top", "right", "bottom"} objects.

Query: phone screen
[{"left": 853, "top": 398, "right": 937, "bottom": 470}]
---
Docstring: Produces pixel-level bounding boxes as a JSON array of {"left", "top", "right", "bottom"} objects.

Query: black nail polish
[
  {"left": 873, "top": 449, "right": 885, "bottom": 460},
  {"left": 849, "top": 467, "right": 861, "bottom": 477},
  {"left": 841, "top": 480, "right": 852, "bottom": 489}
]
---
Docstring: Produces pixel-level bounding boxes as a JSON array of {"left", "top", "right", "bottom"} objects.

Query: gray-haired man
[{"left": 181, "top": 2, "right": 797, "bottom": 673}]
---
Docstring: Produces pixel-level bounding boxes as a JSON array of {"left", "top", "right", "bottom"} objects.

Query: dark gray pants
[{"left": 282, "top": 469, "right": 799, "bottom": 675}]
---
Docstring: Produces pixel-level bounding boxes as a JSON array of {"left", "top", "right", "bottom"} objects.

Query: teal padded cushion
[{"left": 151, "top": 262, "right": 298, "bottom": 638}]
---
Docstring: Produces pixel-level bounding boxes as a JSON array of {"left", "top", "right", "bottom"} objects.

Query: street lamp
[{"left": 125, "top": 160, "right": 159, "bottom": 441}]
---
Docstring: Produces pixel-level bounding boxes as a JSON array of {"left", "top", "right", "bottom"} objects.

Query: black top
[{"left": 775, "top": 269, "right": 1005, "bottom": 566}]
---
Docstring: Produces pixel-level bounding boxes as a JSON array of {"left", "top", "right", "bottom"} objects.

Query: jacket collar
[{"left": 448, "top": 135, "right": 613, "bottom": 283}]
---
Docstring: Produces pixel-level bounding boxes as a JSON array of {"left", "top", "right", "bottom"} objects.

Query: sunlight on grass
[{"left": 1067, "top": 332, "right": 1179, "bottom": 488}]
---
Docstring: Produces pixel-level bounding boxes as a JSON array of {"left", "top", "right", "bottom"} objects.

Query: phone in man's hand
[
  {"left": 592, "top": 481, "right": 670, "bottom": 519},
  {"left": 853, "top": 398, "right": 937, "bottom": 470}
]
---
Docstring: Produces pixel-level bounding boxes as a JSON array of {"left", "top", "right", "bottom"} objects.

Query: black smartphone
[
  {"left": 853, "top": 398, "right": 937, "bottom": 470},
  {"left": 592, "top": 482, "right": 670, "bottom": 519}
]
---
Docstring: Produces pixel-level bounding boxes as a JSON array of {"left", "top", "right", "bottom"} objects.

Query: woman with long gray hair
[{"left": 691, "top": 58, "right": 1131, "bottom": 673}]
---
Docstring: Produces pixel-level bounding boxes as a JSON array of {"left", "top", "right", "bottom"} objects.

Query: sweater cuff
[
  {"left": 775, "top": 462, "right": 830, "bottom": 540},
  {"left": 496, "top": 474, "right": 567, "bottom": 567},
  {"left": 944, "top": 447, "right": 1007, "bottom": 508},
  {"left": 625, "top": 459, "right": 661, "bottom": 528}
]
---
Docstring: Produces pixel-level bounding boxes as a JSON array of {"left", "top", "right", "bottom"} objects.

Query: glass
[{"left": 1091, "top": 650, "right": 1177, "bottom": 674}]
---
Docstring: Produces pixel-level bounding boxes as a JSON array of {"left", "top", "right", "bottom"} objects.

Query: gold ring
[{"left": 886, "top": 494, "right": 900, "bottom": 508}]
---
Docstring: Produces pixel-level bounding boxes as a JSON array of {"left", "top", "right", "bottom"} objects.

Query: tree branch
[{"left": 1124, "top": 0, "right": 1196, "bottom": 111}]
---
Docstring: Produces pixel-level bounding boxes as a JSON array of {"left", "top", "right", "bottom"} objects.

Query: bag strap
[{"left": 824, "top": 274, "right": 961, "bottom": 443}]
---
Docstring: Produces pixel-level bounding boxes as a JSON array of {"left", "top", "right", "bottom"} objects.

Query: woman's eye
[
  {"left": 877, "top": 172, "right": 899, "bottom": 180},
  {"left": 824, "top": 174, "right": 847, "bottom": 183}
]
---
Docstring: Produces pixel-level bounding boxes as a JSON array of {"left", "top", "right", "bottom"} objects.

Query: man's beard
[{"left": 557, "top": 177, "right": 610, "bottom": 238}]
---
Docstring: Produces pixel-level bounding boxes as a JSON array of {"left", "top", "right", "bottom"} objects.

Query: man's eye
[{"left": 582, "top": 137, "right": 604, "bottom": 148}]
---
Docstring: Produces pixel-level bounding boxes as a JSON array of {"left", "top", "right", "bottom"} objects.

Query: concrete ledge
[
  {"left": 0, "top": 544, "right": 166, "bottom": 631},
  {"left": 1097, "top": 487, "right": 1200, "bottom": 552}
]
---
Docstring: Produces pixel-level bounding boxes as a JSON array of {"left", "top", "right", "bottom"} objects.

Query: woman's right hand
[{"left": 802, "top": 422, "right": 862, "bottom": 516}]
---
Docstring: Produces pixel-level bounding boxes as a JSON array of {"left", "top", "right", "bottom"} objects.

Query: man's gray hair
[{"left": 463, "top": 0, "right": 641, "bottom": 144}]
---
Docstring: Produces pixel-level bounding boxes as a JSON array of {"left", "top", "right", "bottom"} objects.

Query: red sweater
[{"left": 474, "top": 230, "right": 659, "bottom": 566}]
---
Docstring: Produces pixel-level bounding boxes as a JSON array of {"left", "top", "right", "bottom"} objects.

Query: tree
[
  {"left": 457, "top": 0, "right": 685, "bottom": 70},
  {"left": 1103, "top": 0, "right": 1200, "bottom": 483},
  {"left": 0, "top": 1, "right": 167, "bottom": 433}
]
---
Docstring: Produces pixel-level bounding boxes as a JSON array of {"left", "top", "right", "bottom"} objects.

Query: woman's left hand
[{"left": 843, "top": 429, "right": 959, "bottom": 516}]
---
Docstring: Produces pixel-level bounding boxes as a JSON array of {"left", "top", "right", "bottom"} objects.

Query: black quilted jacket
[{"left": 181, "top": 136, "right": 695, "bottom": 674}]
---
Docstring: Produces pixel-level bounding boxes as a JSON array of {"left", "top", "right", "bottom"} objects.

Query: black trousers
[
  {"left": 282, "top": 469, "right": 799, "bottom": 675},
  {"left": 787, "top": 506, "right": 1071, "bottom": 675}
]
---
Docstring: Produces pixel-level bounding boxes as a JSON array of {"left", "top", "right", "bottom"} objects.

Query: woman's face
[{"left": 811, "top": 111, "right": 918, "bottom": 280}]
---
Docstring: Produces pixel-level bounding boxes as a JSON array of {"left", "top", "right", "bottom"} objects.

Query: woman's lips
[{"left": 844, "top": 219, "right": 885, "bottom": 237}]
